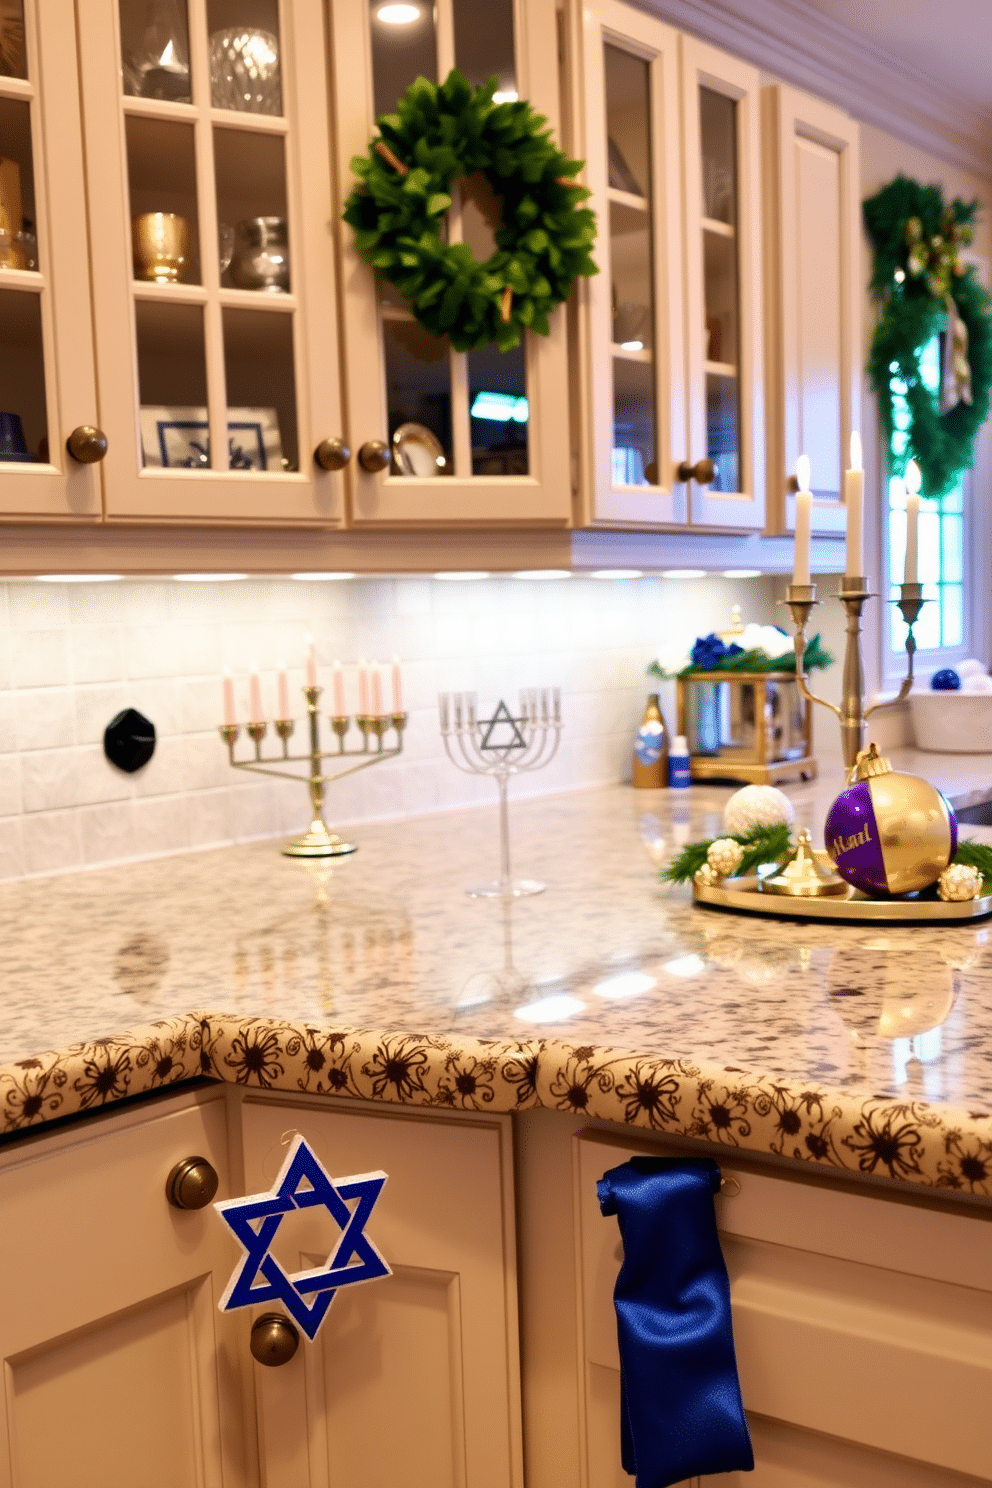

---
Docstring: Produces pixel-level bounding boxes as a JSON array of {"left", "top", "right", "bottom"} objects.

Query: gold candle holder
[
  {"left": 786, "top": 577, "right": 928, "bottom": 772},
  {"left": 132, "top": 211, "right": 189, "bottom": 284},
  {"left": 218, "top": 684, "right": 407, "bottom": 858}
]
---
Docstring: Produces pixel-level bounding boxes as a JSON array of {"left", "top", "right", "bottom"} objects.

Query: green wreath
[
  {"left": 864, "top": 175, "right": 992, "bottom": 497},
  {"left": 343, "top": 69, "right": 597, "bottom": 353}
]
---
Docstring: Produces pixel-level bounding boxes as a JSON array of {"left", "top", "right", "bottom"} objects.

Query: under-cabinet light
[
  {"left": 173, "top": 573, "right": 247, "bottom": 581},
  {"left": 291, "top": 572, "right": 357, "bottom": 581},
  {"left": 35, "top": 574, "right": 122, "bottom": 583},
  {"left": 434, "top": 570, "right": 491, "bottom": 580},
  {"left": 511, "top": 569, "right": 571, "bottom": 580},
  {"left": 660, "top": 568, "right": 706, "bottom": 579},
  {"left": 588, "top": 569, "right": 644, "bottom": 579},
  {"left": 374, "top": 3, "right": 421, "bottom": 24},
  {"left": 470, "top": 391, "right": 529, "bottom": 423},
  {"left": 722, "top": 569, "right": 762, "bottom": 578}
]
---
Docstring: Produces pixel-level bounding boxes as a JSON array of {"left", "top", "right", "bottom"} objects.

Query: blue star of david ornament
[{"left": 215, "top": 1134, "right": 391, "bottom": 1340}]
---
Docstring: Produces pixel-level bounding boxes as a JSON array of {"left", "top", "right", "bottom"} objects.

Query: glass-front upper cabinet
[
  {"left": 0, "top": 0, "right": 103, "bottom": 519},
  {"left": 77, "top": 0, "right": 346, "bottom": 523},
  {"left": 329, "top": 0, "right": 571, "bottom": 527},
  {"left": 569, "top": 0, "right": 686, "bottom": 527},
  {"left": 680, "top": 36, "right": 765, "bottom": 530}
]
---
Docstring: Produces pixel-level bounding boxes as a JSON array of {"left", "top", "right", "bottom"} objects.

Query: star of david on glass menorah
[{"left": 439, "top": 689, "right": 562, "bottom": 898}]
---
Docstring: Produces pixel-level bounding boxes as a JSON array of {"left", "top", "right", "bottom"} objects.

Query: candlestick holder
[
  {"left": 219, "top": 685, "right": 407, "bottom": 857},
  {"left": 786, "top": 579, "right": 927, "bottom": 771},
  {"left": 439, "top": 689, "right": 562, "bottom": 898}
]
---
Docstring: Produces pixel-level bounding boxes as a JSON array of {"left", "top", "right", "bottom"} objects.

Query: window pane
[
  {"left": 136, "top": 300, "right": 208, "bottom": 468},
  {"left": 0, "top": 288, "right": 46, "bottom": 461},
  {"left": 610, "top": 199, "right": 653, "bottom": 353},
  {"left": 127, "top": 117, "right": 200, "bottom": 284},
  {"left": 382, "top": 317, "right": 452, "bottom": 476},
  {"left": 223, "top": 308, "right": 297, "bottom": 471},
  {"left": 941, "top": 584, "right": 963, "bottom": 648},
  {"left": 214, "top": 127, "right": 288, "bottom": 290},
  {"left": 0, "top": 99, "right": 38, "bottom": 272},
  {"left": 453, "top": 0, "right": 515, "bottom": 97},
  {"left": 706, "top": 372, "right": 738, "bottom": 492},
  {"left": 369, "top": 0, "right": 436, "bottom": 120},
  {"left": 207, "top": 0, "right": 282, "bottom": 116},
  {"left": 941, "top": 514, "right": 963, "bottom": 583},
  {"left": 0, "top": 1, "right": 27, "bottom": 80},
  {"left": 917, "top": 508, "right": 941, "bottom": 585},
  {"left": 119, "top": 0, "right": 191, "bottom": 101},
  {"left": 703, "top": 227, "right": 738, "bottom": 365},
  {"left": 613, "top": 359, "right": 654, "bottom": 486},
  {"left": 468, "top": 343, "right": 527, "bottom": 475},
  {"left": 700, "top": 88, "right": 737, "bottom": 226}
]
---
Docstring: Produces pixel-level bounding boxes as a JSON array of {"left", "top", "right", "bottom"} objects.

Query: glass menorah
[
  {"left": 439, "top": 689, "right": 562, "bottom": 897},
  {"left": 220, "top": 685, "right": 407, "bottom": 857}
]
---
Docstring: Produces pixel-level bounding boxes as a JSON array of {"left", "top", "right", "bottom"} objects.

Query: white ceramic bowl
[{"left": 909, "top": 691, "right": 992, "bottom": 753}]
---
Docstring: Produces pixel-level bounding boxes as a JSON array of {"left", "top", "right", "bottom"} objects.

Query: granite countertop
[{"left": 2, "top": 750, "right": 992, "bottom": 1198}]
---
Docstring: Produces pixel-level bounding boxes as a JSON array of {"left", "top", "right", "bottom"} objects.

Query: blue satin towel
[{"left": 597, "top": 1157, "right": 754, "bottom": 1487}]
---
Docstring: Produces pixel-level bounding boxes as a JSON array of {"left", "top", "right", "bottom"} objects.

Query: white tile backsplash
[{"left": 0, "top": 571, "right": 777, "bottom": 879}]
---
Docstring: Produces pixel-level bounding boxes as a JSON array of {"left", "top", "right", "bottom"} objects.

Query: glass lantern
[{"left": 676, "top": 671, "right": 815, "bottom": 785}]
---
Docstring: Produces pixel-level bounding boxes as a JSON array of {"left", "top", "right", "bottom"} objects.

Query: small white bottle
[{"left": 668, "top": 734, "right": 691, "bottom": 789}]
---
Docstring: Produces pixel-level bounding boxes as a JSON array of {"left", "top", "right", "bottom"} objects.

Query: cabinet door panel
[
  {"left": 764, "top": 87, "right": 859, "bottom": 536},
  {"left": 569, "top": 0, "right": 686, "bottom": 528},
  {"left": 0, "top": 1093, "right": 253, "bottom": 1488},
  {"left": 240, "top": 1098, "right": 522, "bottom": 1488},
  {"left": 330, "top": 0, "right": 571, "bottom": 527},
  {"left": 680, "top": 38, "right": 764, "bottom": 531},
  {"left": 574, "top": 1132, "right": 992, "bottom": 1485},
  {"left": 78, "top": 0, "right": 345, "bottom": 524},
  {"left": 0, "top": 0, "right": 102, "bottom": 519}
]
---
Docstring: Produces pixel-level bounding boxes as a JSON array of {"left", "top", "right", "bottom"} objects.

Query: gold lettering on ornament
[{"left": 831, "top": 824, "right": 872, "bottom": 857}]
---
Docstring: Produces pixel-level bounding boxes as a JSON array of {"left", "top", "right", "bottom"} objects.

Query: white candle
[
  {"left": 305, "top": 633, "right": 318, "bottom": 688},
  {"left": 793, "top": 453, "right": 812, "bottom": 588},
  {"left": 844, "top": 431, "right": 864, "bottom": 579},
  {"left": 249, "top": 664, "right": 263, "bottom": 725},
  {"left": 222, "top": 667, "right": 236, "bottom": 726},
  {"left": 370, "top": 663, "right": 383, "bottom": 717},
  {"left": 332, "top": 659, "right": 346, "bottom": 716},
  {"left": 905, "top": 459, "right": 921, "bottom": 586},
  {"left": 391, "top": 654, "right": 403, "bottom": 713},
  {"left": 277, "top": 660, "right": 290, "bottom": 720},
  {"left": 358, "top": 658, "right": 370, "bottom": 716}
]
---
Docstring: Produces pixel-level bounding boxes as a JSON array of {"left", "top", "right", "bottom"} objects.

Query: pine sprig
[
  {"left": 663, "top": 823, "right": 793, "bottom": 884},
  {"left": 952, "top": 838, "right": 992, "bottom": 885}
]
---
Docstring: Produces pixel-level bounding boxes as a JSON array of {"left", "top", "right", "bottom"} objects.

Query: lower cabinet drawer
[{"left": 575, "top": 1131, "right": 992, "bottom": 1486}]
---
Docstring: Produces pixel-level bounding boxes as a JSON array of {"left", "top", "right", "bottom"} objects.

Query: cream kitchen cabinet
[
  {"left": 328, "top": 0, "right": 572, "bottom": 529},
  {"left": 566, "top": 1126, "right": 991, "bottom": 1488},
  {"left": 0, "top": 0, "right": 104, "bottom": 521},
  {"left": 0, "top": 1085, "right": 522, "bottom": 1488},
  {"left": 763, "top": 85, "right": 861, "bottom": 537},
  {"left": 568, "top": 1, "right": 765, "bottom": 533}
]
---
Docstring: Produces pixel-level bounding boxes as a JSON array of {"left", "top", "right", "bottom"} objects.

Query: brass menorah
[{"left": 219, "top": 685, "right": 407, "bottom": 857}]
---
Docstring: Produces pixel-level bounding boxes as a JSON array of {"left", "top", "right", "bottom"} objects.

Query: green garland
[
  {"left": 663, "top": 824, "right": 793, "bottom": 884},
  {"left": 343, "top": 70, "right": 597, "bottom": 353},
  {"left": 650, "top": 635, "right": 833, "bottom": 682},
  {"left": 864, "top": 175, "right": 992, "bottom": 497}
]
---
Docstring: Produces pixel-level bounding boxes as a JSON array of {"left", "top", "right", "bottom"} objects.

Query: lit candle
[
  {"left": 332, "top": 659, "right": 346, "bottom": 716},
  {"left": 358, "top": 658, "right": 370, "bottom": 717},
  {"left": 793, "top": 453, "right": 812, "bottom": 588},
  {"left": 391, "top": 654, "right": 403, "bottom": 713},
  {"left": 305, "top": 633, "right": 318, "bottom": 689},
  {"left": 249, "top": 664, "right": 263, "bottom": 725},
  {"left": 222, "top": 667, "right": 236, "bottom": 726},
  {"left": 370, "top": 662, "right": 383, "bottom": 717},
  {"left": 277, "top": 660, "right": 290, "bottom": 720},
  {"left": 905, "top": 459, "right": 921, "bottom": 586},
  {"left": 844, "top": 431, "right": 864, "bottom": 579}
]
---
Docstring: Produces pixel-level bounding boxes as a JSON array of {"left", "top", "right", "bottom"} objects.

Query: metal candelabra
[
  {"left": 220, "top": 685, "right": 407, "bottom": 858},
  {"left": 786, "top": 576, "right": 926, "bottom": 771},
  {"left": 439, "top": 689, "right": 562, "bottom": 898}
]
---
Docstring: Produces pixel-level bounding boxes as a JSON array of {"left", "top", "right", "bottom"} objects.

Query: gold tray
[{"left": 692, "top": 874, "right": 992, "bottom": 922}]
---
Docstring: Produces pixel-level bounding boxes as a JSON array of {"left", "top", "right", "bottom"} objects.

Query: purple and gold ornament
[{"left": 824, "top": 744, "right": 957, "bottom": 897}]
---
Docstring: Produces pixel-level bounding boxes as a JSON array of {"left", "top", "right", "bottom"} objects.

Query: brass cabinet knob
[
  {"left": 166, "top": 1156, "right": 219, "bottom": 1210},
  {"left": 66, "top": 425, "right": 108, "bottom": 463},
  {"left": 314, "top": 437, "right": 351, "bottom": 472},
  {"left": 251, "top": 1313, "right": 300, "bottom": 1367},
  {"left": 676, "top": 457, "right": 717, "bottom": 485},
  {"left": 358, "top": 439, "right": 390, "bottom": 473}
]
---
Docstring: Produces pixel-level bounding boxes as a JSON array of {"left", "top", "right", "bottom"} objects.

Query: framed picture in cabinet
[{"left": 139, "top": 405, "right": 282, "bottom": 471}]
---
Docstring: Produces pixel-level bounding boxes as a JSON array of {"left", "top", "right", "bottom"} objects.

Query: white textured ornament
[
  {"left": 723, "top": 784, "right": 795, "bottom": 838},
  {"left": 694, "top": 863, "right": 719, "bottom": 887},
  {"left": 937, "top": 862, "right": 983, "bottom": 902},
  {"left": 707, "top": 838, "right": 744, "bottom": 878}
]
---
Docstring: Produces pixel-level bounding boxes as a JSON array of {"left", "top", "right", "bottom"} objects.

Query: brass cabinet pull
[
  {"left": 66, "top": 425, "right": 108, "bottom": 464},
  {"left": 314, "top": 437, "right": 351, "bottom": 472},
  {"left": 251, "top": 1313, "right": 300, "bottom": 1366},
  {"left": 166, "top": 1156, "right": 219, "bottom": 1210},
  {"left": 358, "top": 439, "right": 390, "bottom": 473},
  {"left": 676, "top": 457, "right": 716, "bottom": 485}
]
